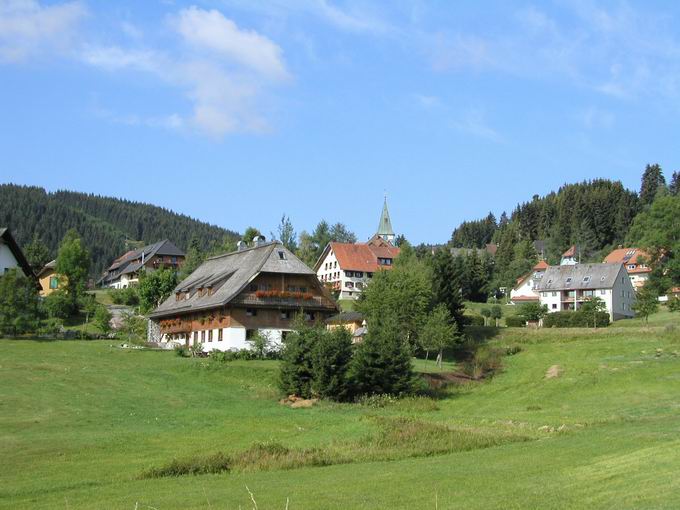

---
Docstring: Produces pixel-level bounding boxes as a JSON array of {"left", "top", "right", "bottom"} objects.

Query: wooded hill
[{"left": 0, "top": 184, "right": 239, "bottom": 276}]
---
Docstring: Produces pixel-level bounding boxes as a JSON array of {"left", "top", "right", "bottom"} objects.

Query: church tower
[{"left": 376, "top": 195, "right": 395, "bottom": 243}]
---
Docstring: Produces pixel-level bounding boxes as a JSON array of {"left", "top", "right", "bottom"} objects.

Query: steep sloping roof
[
  {"left": 533, "top": 260, "right": 549, "bottom": 270},
  {"left": 319, "top": 238, "right": 400, "bottom": 273},
  {"left": 36, "top": 259, "right": 57, "bottom": 278},
  {"left": 377, "top": 197, "right": 395, "bottom": 237},
  {"left": 0, "top": 228, "right": 37, "bottom": 281},
  {"left": 101, "top": 240, "right": 185, "bottom": 284},
  {"left": 150, "top": 242, "right": 327, "bottom": 318},
  {"left": 604, "top": 248, "right": 651, "bottom": 266},
  {"left": 537, "top": 263, "right": 625, "bottom": 292},
  {"left": 562, "top": 245, "right": 577, "bottom": 258}
]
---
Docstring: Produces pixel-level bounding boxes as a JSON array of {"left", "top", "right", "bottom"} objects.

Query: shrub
[
  {"left": 93, "top": 305, "right": 112, "bottom": 334},
  {"left": 543, "top": 311, "right": 610, "bottom": 328},
  {"left": 462, "top": 347, "right": 503, "bottom": 379},
  {"left": 463, "top": 314, "right": 485, "bottom": 326},
  {"left": 38, "top": 317, "right": 64, "bottom": 336},
  {"left": 668, "top": 297, "right": 680, "bottom": 312},
  {"left": 518, "top": 302, "right": 548, "bottom": 322},
  {"left": 0, "top": 268, "right": 42, "bottom": 335},
  {"left": 279, "top": 322, "right": 320, "bottom": 398},
  {"left": 43, "top": 290, "right": 75, "bottom": 320},
  {"left": 505, "top": 316, "right": 526, "bottom": 328},
  {"left": 141, "top": 452, "right": 231, "bottom": 478},
  {"left": 108, "top": 287, "right": 139, "bottom": 306}
]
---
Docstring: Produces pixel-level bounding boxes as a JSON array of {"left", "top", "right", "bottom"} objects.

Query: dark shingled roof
[
  {"left": 0, "top": 228, "right": 38, "bottom": 283},
  {"left": 149, "top": 241, "right": 333, "bottom": 319},
  {"left": 537, "top": 263, "right": 626, "bottom": 292},
  {"left": 100, "top": 239, "right": 185, "bottom": 285}
]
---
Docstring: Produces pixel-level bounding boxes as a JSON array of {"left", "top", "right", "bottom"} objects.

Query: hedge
[
  {"left": 543, "top": 311, "right": 610, "bottom": 328},
  {"left": 463, "top": 315, "right": 485, "bottom": 327},
  {"left": 505, "top": 316, "right": 527, "bottom": 328}
]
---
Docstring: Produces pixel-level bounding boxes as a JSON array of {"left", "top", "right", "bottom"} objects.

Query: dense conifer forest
[{"left": 0, "top": 184, "right": 239, "bottom": 276}]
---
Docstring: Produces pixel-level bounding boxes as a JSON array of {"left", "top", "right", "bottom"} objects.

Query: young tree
[
  {"left": 120, "top": 311, "right": 147, "bottom": 342},
  {"left": 312, "top": 327, "right": 354, "bottom": 401},
  {"left": 359, "top": 252, "right": 433, "bottom": 351},
  {"left": 24, "top": 233, "right": 51, "bottom": 271},
  {"left": 329, "top": 223, "right": 357, "bottom": 244},
  {"left": 55, "top": 229, "right": 90, "bottom": 316},
  {"left": 349, "top": 313, "right": 413, "bottom": 396},
  {"left": 518, "top": 302, "right": 548, "bottom": 322},
  {"left": 242, "top": 227, "right": 262, "bottom": 244},
  {"left": 640, "top": 163, "right": 666, "bottom": 206},
  {"left": 490, "top": 305, "right": 503, "bottom": 327},
  {"left": 579, "top": 297, "right": 608, "bottom": 328},
  {"left": 633, "top": 286, "right": 659, "bottom": 325},
  {"left": 94, "top": 305, "right": 113, "bottom": 335},
  {"left": 138, "top": 267, "right": 178, "bottom": 313},
  {"left": 480, "top": 307, "right": 491, "bottom": 326},
  {"left": 421, "top": 305, "right": 458, "bottom": 368},
  {"left": 668, "top": 296, "right": 680, "bottom": 312},
  {"left": 178, "top": 237, "right": 204, "bottom": 281},
  {"left": 274, "top": 214, "right": 297, "bottom": 251},
  {"left": 279, "top": 320, "right": 319, "bottom": 398},
  {"left": 0, "top": 269, "right": 41, "bottom": 336}
]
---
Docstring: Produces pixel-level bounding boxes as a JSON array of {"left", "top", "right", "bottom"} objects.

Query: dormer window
[
  {"left": 278, "top": 251, "right": 286, "bottom": 260},
  {"left": 565, "top": 277, "right": 572, "bottom": 284},
  {"left": 582, "top": 276, "right": 591, "bottom": 283}
]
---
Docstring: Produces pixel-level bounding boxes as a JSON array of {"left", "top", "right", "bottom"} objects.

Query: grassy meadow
[{"left": 2, "top": 315, "right": 680, "bottom": 509}]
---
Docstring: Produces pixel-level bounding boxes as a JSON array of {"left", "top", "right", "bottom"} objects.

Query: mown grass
[{"left": 2, "top": 312, "right": 680, "bottom": 508}]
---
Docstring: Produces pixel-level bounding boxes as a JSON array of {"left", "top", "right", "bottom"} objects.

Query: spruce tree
[
  {"left": 311, "top": 327, "right": 354, "bottom": 401},
  {"left": 670, "top": 171, "right": 680, "bottom": 196},
  {"left": 640, "top": 164, "right": 666, "bottom": 206},
  {"left": 349, "top": 313, "right": 413, "bottom": 396},
  {"left": 24, "top": 233, "right": 51, "bottom": 270},
  {"left": 431, "top": 248, "right": 465, "bottom": 328}
]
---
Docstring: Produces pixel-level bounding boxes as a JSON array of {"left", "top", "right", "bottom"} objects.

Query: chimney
[{"left": 237, "top": 240, "right": 247, "bottom": 251}]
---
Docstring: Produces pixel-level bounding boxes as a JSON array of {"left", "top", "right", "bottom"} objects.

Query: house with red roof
[
  {"left": 314, "top": 198, "right": 400, "bottom": 300},
  {"left": 509, "top": 260, "right": 549, "bottom": 305},
  {"left": 603, "top": 248, "right": 652, "bottom": 290}
]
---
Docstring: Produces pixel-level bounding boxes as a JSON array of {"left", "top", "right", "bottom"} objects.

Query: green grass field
[{"left": 2, "top": 316, "right": 680, "bottom": 509}]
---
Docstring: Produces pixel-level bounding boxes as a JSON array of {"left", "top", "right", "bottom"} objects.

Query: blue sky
[{"left": 2, "top": 0, "right": 680, "bottom": 244}]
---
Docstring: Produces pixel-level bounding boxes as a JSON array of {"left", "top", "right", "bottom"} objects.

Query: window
[
  {"left": 278, "top": 250, "right": 286, "bottom": 260},
  {"left": 628, "top": 264, "right": 636, "bottom": 270},
  {"left": 208, "top": 330, "right": 213, "bottom": 342},
  {"left": 600, "top": 289, "right": 606, "bottom": 295},
  {"left": 201, "top": 330, "right": 206, "bottom": 342},
  {"left": 547, "top": 279, "right": 553, "bottom": 284},
  {"left": 49, "top": 276, "right": 59, "bottom": 289},
  {"left": 552, "top": 292, "right": 557, "bottom": 297},
  {"left": 566, "top": 277, "right": 573, "bottom": 284},
  {"left": 304, "top": 312, "right": 316, "bottom": 321},
  {"left": 246, "top": 308, "right": 257, "bottom": 317},
  {"left": 334, "top": 261, "right": 337, "bottom": 268},
  {"left": 355, "top": 271, "right": 363, "bottom": 278},
  {"left": 218, "top": 329, "right": 223, "bottom": 341},
  {"left": 552, "top": 303, "right": 557, "bottom": 309},
  {"left": 346, "top": 271, "right": 353, "bottom": 278},
  {"left": 346, "top": 281, "right": 354, "bottom": 288},
  {"left": 582, "top": 276, "right": 591, "bottom": 283},
  {"left": 367, "top": 272, "right": 373, "bottom": 279},
  {"left": 356, "top": 282, "right": 364, "bottom": 289},
  {"left": 193, "top": 331, "right": 199, "bottom": 343},
  {"left": 281, "top": 310, "right": 291, "bottom": 320}
]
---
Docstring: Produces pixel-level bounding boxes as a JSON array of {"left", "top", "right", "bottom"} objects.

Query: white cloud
[
  {"left": 414, "top": 93, "right": 440, "bottom": 109},
  {"left": 0, "top": 0, "right": 86, "bottom": 62},
  {"left": 82, "top": 6, "right": 289, "bottom": 138},
  {"left": 174, "top": 6, "right": 289, "bottom": 80},
  {"left": 451, "top": 109, "right": 503, "bottom": 143}
]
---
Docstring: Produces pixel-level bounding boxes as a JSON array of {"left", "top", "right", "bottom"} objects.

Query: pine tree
[
  {"left": 24, "top": 233, "right": 51, "bottom": 270},
  {"left": 640, "top": 164, "right": 666, "bottom": 206},
  {"left": 0, "top": 269, "right": 42, "bottom": 336},
  {"left": 430, "top": 248, "right": 465, "bottom": 328},
  {"left": 349, "top": 312, "right": 413, "bottom": 396},
  {"left": 670, "top": 171, "right": 680, "bottom": 196}
]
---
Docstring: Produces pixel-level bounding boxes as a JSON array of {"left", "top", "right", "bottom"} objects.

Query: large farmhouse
[
  {"left": 603, "top": 247, "right": 652, "bottom": 290},
  {"left": 0, "top": 228, "right": 37, "bottom": 283},
  {"left": 148, "top": 240, "right": 338, "bottom": 351},
  {"left": 509, "top": 260, "right": 549, "bottom": 304},
  {"left": 99, "top": 239, "right": 185, "bottom": 289},
  {"left": 537, "top": 263, "right": 636, "bottom": 321}
]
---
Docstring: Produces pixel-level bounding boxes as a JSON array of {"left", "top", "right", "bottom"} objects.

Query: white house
[
  {"left": 560, "top": 245, "right": 580, "bottom": 265},
  {"left": 510, "top": 260, "right": 549, "bottom": 305},
  {"left": 537, "top": 263, "right": 636, "bottom": 321},
  {"left": 0, "top": 228, "right": 36, "bottom": 281},
  {"left": 314, "top": 197, "right": 400, "bottom": 300},
  {"left": 315, "top": 235, "right": 400, "bottom": 300}
]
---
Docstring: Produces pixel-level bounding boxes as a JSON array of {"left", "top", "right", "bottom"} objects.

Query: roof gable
[{"left": 0, "top": 228, "right": 37, "bottom": 281}]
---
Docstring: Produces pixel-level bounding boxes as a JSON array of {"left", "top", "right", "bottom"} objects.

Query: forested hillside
[
  {"left": 0, "top": 184, "right": 239, "bottom": 276},
  {"left": 449, "top": 165, "right": 679, "bottom": 290}
]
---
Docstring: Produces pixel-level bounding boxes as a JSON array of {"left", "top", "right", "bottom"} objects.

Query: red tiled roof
[
  {"left": 533, "top": 260, "right": 549, "bottom": 270},
  {"left": 511, "top": 295, "right": 540, "bottom": 302},
  {"left": 604, "top": 248, "right": 651, "bottom": 266},
  {"left": 562, "top": 245, "right": 577, "bottom": 258},
  {"left": 329, "top": 240, "right": 400, "bottom": 272}
]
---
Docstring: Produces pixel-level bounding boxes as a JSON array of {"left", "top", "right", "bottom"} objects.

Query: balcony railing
[{"left": 231, "top": 292, "right": 335, "bottom": 309}]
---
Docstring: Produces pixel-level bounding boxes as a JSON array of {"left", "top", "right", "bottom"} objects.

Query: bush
[
  {"left": 462, "top": 347, "right": 503, "bottom": 379},
  {"left": 668, "top": 297, "right": 680, "bottom": 312},
  {"left": 108, "top": 287, "right": 139, "bottom": 306},
  {"left": 93, "top": 305, "right": 112, "bottom": 334},
  {"left": 43, "top": 290, "right": 75, "bottom": 320},
  {"left": 543, "top": 311, "right": 610, "bottom": 328},
  {"left": 463, "top": 314, "right": 485, "bottom": 327},
  {"left": 38, "top": 317, "right": 64, "bottom": 336},
  {"left": 505, "top": 316, "right": 526, "bottom": 328}
]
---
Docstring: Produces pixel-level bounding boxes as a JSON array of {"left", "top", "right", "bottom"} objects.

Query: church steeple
[{"left": 377, "top": 195, "right": 395, "bottom": 243}]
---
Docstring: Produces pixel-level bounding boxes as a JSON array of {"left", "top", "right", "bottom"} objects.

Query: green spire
[{"left": 377, "top": 195, "right": 395, "bottom": 241}]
